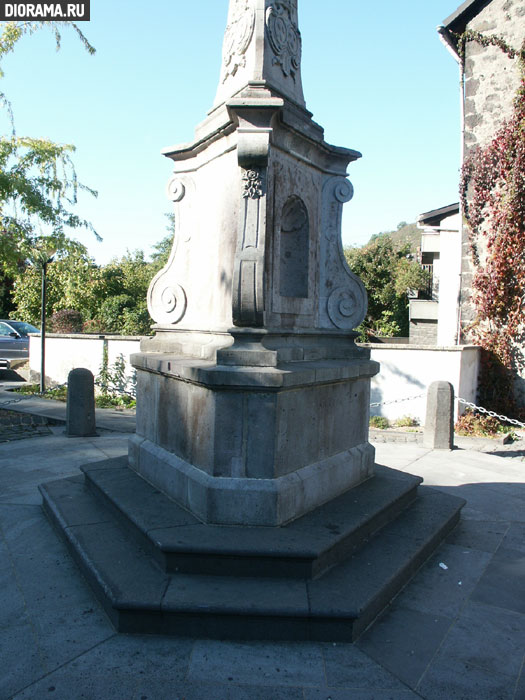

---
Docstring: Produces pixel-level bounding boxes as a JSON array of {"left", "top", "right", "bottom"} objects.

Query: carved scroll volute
[
  {"left": 147, "top": 175, "right": 193, "bottom": 325},
  {"left": 228, "top": 100, "right": 283, "bottom": 327},
  {"left": 320, "top": 176, "right": 368, "bottom": 330}
]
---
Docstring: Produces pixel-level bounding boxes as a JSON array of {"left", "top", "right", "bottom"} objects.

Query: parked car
[{"left": 0, "top": 320, "right": 39, "bottom": 370}]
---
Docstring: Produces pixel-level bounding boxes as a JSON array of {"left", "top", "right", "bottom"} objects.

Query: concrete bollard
[
  {"left": 66, "top": 368, "right": 98, "bottom": 437},
  {"left": 423, "top": 381, "right": 454, "bottom": 450}
]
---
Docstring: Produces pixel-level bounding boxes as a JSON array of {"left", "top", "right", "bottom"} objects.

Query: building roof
[
  {"left": 438, "top": 0, "right": 492, "bottom": 54},
  {"left": 418, "top": 203, "right": 460, "bottom": 227}
]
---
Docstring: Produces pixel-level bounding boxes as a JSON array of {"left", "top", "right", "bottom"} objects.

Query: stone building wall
[
  {"left": 459, "top": 0, "right": 523, "bottom": 331},
  {"left": 463, "top": 0, "right": 524, "bottom": 154},
  {"left": 409, "top": 319, "right": 438, "bottom": 346}
]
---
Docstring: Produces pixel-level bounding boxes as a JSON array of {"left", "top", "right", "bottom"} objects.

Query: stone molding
[{"left": 129, "top": 434, "right": 375, "bottom": 526}]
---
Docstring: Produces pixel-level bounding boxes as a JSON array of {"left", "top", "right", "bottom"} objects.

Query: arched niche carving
[{"left": 279, "top": 195, "right": 309, "bottom": 299}]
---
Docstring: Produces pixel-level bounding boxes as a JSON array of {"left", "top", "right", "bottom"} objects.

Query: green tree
[
  {"left": 345, "top": 235, "right": 429, "bottom": 339},
  {"left": 0, "top": 22, "right": 97, "bottom": 314},
  {"left": 89, "top": 250, "right": 155, "bottom": 335},
  {"left": 150, "top": 212, "right": 175, "bottom": 272},
  {"left": 11, "top": 239, "right": 100, "bottom": 323}
]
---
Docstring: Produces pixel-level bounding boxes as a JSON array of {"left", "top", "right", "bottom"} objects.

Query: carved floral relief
[
  {"left": 242, "top": 168, "right": 264, "bottom": 199},
  {"left": 221, "top": 0, "right": 256, "bottom": 83},
  {"left": 266, "top": 0, "right": 301, "bottom": 80}
]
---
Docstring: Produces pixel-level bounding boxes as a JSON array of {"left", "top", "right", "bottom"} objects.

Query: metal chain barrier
[
  {"left": 0, "top": 397, "right": 24, "bottom": 407},
  {"left": 370, "top": 393, "right": 425, "bottom": 409},
  {"left": 457, "top": 397, "right": 525, "bottom": 429},
  {"left": 371, "top": 391, "right": 525, "bottom": 430},
  {"left": 0, "top": 382, "right": 69, "bottom": 408}
]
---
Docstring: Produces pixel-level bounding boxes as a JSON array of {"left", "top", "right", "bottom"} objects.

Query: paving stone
[
  {"left": 188, "top": 640, "right": 326, "bottom": 687},
  {"left": 515, "top": 670, "right": 525, "bottom": 700},
  {"left": 430, "top": 601, "right": 525, "bottom": 678},
  {"left": 391, "top": 542, "right": 491, "bottom": 617},
  {"left": 0, "top": 435, "right": 123, "bottom": 505},
  {"left": 500, "top": 522, "right": 525, "bottom": 553},
  {"left": 445, "top": 519, "right": 509, "bottom": 552},
  {"left": 449, "top": 483, "right": 525, "bottom": 522},
  {"left": 356, "top": 606, "right": 452, "bottom": 689},
  {"left": 321, "top": 642, "right": 411, "bottom": 690},
  {"left": 471, "top": 546, "right": 525, "bottom": 615},
  {"left": 0, "top": 504, "right": 114, "bottom": 671},
  {"left": 10, "top": 671, "right": 142, "bottom": 700},
  {"left": 0, "top": 531, "right": 29, "bottom": 628},
  {"left": 417, "top": 659, "right": 516, "bottom": 699},
  {"left": 57, "top": 634, "right": 193, "bottom": 681},
  {"left": 303, "top": 690, "right": 420, "bottom": 700},
  {"left": 138, "top": 679, "right": 305, "bottom": 700},
  {"left": 0, "top": 612, "right": 46, "bottom": 699}
]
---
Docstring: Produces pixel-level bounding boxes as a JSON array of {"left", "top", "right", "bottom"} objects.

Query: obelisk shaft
[{"left": 214, "top": 0, "right": 305, "bottom": 109}]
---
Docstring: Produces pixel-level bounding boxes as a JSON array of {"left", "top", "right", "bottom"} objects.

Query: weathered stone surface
[
  {"left": 66, "top": 368, "right": 97, "bottom": 438},
  {"left": 444, "top": 0, "right": 523, "bottom": 379},
  {"left": 423, "top": 381, "right": 454, "bottom": 450},
  {"left": 131, "top": 0, "right": 378, "bottom": 525}
]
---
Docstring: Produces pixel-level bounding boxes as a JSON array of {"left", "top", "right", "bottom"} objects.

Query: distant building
[{"left": 409, "top": 203, "right": 461, "bottom": 346}]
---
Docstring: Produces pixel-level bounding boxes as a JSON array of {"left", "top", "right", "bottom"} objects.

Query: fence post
[
  {"left": 423, "top": 381, "right": 454, "bottom": 450},
  {"left": 66, "top": 368, "right": 97, "bottom": 437}
]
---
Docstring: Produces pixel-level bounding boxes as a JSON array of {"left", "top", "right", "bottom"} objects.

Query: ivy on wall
[{"left": 457, "top": 32, "right": 525, "bottom": 417}]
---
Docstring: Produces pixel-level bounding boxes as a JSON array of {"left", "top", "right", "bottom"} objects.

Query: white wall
[
  {"left": 437, "top": 214, "right": 462, "bottom": 346},
  {"left": 367, "top": 343, "right": 480, "bottom": 423},
  {"left": 29, "top": 335, "right": 480, "bottom": 426},
  {"left": 29, "top": 334, "right": 142, "bottom": 388}
]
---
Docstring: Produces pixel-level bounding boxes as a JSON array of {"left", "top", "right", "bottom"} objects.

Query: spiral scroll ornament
[
  {"left": 166, "top": 178, "right": 186, "bottom": 203},
  {"left": 334, "top": 179, "right": 354, "bottom": 204},
  {"left": 327, "top": 285, "right": 366, "bottom": 330},
  {"left": 148, "top": 278, "right": 187, "bottom": 325}
]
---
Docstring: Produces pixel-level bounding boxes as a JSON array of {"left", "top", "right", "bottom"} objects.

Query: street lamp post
[
  {"left": 33, "top": 244, "right": 56, "bottom": 394},
  {"left": 40, "top": 258, "right": 50, "bottom": 393}
]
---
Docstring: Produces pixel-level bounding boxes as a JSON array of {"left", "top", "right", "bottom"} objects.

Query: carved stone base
[
  {"left": 130, "top": 351, "right": 379, "bottom": 526},
  {"left": 129, "top": 435, "right": 374, "bottom": 527},
  {"left": 140, "top": 327, "right": 367, "bottom": 365}
]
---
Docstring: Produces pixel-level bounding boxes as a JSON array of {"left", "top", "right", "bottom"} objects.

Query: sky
[{"left": 0, "top": 0, "right": 463, "bottom": 264}]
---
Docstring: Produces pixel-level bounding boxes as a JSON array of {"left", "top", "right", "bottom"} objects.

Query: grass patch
[
  {"left": 370, "top": 415, "right": 390, "bottom": 430},
  {"left": 392, "top": 415, "right": 419, "bottom": 428},
  {"left": 13, "top": 384, "right": 136, "bottom": 410}
]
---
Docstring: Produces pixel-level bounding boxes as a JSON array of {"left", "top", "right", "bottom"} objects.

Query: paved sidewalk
[
  {"left": 0, "top": 424, "right": 524, "bottom": 698},
  {"left": 0, "top": 387, "right": 136, "bottom": 434}
]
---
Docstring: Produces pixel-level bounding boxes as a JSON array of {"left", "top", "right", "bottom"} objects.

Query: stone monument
[
  {"left": 130, "top": 0, "right": 375, "bottom": 526},
  {"left": 40, "top": 0, "right": 465, "bottom": 641}
]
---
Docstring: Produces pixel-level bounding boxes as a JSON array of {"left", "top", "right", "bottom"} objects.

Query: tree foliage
[
  {"left": 0, "top": 21, "right": 97, "bottom": 311},
  {"left": 345, "top": 234, "right": 429, "bottom": 339},
  {"left": 11, "top": 244, "right": 167, "bottom": 336}
]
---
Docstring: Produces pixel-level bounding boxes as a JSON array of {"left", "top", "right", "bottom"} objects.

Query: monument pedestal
[{"left": 129, "top": 333, "right": 378, "bottom": 526}]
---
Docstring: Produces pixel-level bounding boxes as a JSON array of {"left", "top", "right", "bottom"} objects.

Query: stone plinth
[{"left": 129, "top": 343, "right": 378, "bottom": 526}]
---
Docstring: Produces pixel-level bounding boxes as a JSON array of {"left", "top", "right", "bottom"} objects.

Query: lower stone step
[
  {"left": 79, "top": 457, "right": 422, "bottom": 579},
  {"left": 40, "top": 468, "right": 464, "bottom": 642}
]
